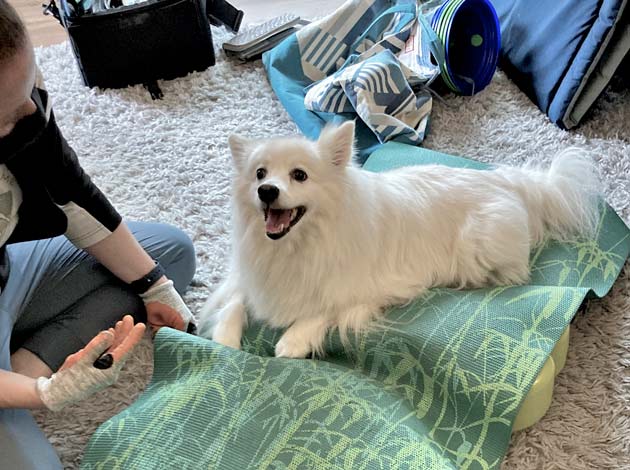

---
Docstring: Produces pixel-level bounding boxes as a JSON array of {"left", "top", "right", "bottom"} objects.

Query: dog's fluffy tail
[{"left": 500, "top": 148, "right": 602, "bottom": 246}]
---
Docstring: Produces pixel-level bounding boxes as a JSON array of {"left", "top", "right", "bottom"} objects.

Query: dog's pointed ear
[
  {"left": 318, "top": 121, "right": 355, "bottom": 167},
  {"left": 228, "top": 134, "right": 253, "bottom": 171}
]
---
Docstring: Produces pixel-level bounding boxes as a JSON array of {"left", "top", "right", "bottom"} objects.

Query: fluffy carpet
[{"left": 33, "top": 26, "right": 629, "bottom": 469}]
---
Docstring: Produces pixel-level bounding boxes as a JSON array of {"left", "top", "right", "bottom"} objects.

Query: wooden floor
[{"left": 12, "top": 0, "right": 343, "bottom": 47}]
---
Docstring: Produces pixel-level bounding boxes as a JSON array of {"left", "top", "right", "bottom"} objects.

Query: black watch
[{"left": 130, "top": 261, "right": 166, "bottom": 295}]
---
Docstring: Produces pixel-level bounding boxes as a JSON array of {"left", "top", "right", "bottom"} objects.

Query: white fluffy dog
[{"left": 200, "top": 121, "right": 600, "bottom": 358}]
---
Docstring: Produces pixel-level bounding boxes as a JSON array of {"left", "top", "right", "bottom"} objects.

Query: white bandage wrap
[
  {"left": 35, "top": 333, "right": 124, "bottom": 412},
  {"left": 139, "top": 279, "right": 193, "bottom": 324},
  {"left": 36, "top": 363, "right": 121, "bottom": 412}
]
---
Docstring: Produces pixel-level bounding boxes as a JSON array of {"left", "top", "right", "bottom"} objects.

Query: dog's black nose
[{"left": 258, "top": 184, "right": 279, "bottom": 203}]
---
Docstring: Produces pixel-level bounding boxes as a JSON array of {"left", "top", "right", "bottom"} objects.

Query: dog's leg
[
  {"left": 199, "top": 268, "right": 245, "bottom": 344},
  {"left": 275, "top": 316, "right": 331, "bottom": 359},
  {"left": 200, "top": 275, "right": 237, "bottom": 319},
  {"left": 336, "top": 303, "right": 380, "bottom": 344},
  {"left": 211, "top": 293, "right": 246, "bottom": 350}
]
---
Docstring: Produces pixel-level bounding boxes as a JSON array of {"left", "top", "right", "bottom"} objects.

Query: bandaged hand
[
  {"left": 140, "top": 279, "right": 196, "bottom": 334},
  {"left": 36, "top": 315, "right": 145, "bottom": 412}
]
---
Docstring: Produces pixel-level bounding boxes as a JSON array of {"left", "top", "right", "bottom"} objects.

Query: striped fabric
[
  {"left": 300, "top": 0, "right": 440, "bottom": 144},
  {"left": 262, "top": 0, "right": 444, "bottom": 160},
  {"left": 305, "top": 51, "right": 433, "bottom": 144}
]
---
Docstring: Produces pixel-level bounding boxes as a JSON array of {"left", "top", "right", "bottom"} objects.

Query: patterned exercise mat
[{"left": 81, "top": 143, "right": 630, "bottom": 470}]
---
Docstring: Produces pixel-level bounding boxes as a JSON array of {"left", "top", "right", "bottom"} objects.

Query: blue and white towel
[
  {"left": 304, "top": 50, "right": 434, "bottom": 145},
  {"left": 263, "top": 0, "right": 443, "bottom": 161}
]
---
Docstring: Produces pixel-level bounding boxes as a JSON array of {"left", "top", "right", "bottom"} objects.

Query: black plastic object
[
  {"left": 93, "top": 353, "right": 114, "bottom": 369},
  {"left": 44, "top": 0, "right": 242, "bottom": 93},
  {"left": 207, "top": 0, "right": 242, "bottom": 32},
  {"left": 64, "top": 0, "right": 214, "bottom": 90}
]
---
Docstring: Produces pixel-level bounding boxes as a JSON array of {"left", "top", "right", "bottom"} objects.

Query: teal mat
[{"left": 81, "top": 142, "right": 630, "bottom": 470}]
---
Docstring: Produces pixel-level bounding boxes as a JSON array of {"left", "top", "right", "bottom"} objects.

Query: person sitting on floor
[{"left": 0, "top": 1, "right": 197, "bottom": 468}]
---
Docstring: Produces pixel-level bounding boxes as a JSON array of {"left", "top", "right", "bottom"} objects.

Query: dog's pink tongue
[{"left": 266, "top": 209, "right": 292, "bottom": 233}]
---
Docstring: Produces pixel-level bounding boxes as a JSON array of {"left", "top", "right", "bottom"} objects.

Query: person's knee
[
  {"left": 0, "top": 411, "right": 63, "bottom": 470},
  {"left": 157, "top": 225, "right": 196, "bottom": 294},
  {"left": 129, "top": 221, "right": 197, "bottom": 294}
]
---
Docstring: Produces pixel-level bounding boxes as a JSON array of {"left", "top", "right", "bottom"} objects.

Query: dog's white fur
[{"left": 200, "top": 121, "right": 600, "bottom": 358}]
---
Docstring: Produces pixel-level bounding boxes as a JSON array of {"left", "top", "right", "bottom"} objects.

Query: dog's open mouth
[{"left": 263, "top": 206, "right": 306, "bottom": 240}]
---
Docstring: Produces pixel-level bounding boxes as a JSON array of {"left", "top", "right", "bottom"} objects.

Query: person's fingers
[
  {"left": 111, "top": 316, "right": 134, "bottom": 351},
  {"left": 59, "top": 330, "right": 114, "bottom": 371},
  {"left": 120, "top": 315, "right": 134, "bottom": 335},
  {"left": 95, "top": 317, "right": 142, "bottom": 368},
  {"left": 107, "top": 320, "right": 122, "bottom": 351},
  {"left": 83, "top": 330, "right": 115, "bottom": 362},
  {"left": 146, "top": 303, "right": 186, "bottom": 331},
  {"left": 109, "top": 322, "right": 146, "bottom": 362}
]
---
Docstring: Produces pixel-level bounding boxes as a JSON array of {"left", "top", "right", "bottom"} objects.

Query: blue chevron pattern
[
  {"left": 298, "top": 0, "right": 439, "bottom": 144},
  {"left": 263, "top": 0, "right": 444, "bottom": 160},
  {"left": 305, "top": 48, "right": 434, "bottom": 144}
]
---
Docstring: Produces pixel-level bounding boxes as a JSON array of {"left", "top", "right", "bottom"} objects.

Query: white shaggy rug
[{"left": 33, "top": 26, "right": 630, "bottom": 469}]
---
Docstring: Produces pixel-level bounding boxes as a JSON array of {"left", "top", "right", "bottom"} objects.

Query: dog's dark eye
[
  {"left": 256, "top": 168, "right": 267, "bottom": 180},
  {"left": 291, "top": 169, "right": 308, "bottom": 182}
]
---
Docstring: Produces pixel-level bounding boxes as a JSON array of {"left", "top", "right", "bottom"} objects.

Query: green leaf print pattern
[{"left": 82, "top": 143, "right": 630, "bottom": 470}]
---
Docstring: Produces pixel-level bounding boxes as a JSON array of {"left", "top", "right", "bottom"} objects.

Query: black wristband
[{"left": 129, "top": 261, "right": 166, "bottom": 295}]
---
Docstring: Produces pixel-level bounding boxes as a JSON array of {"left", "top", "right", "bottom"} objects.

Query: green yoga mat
[{"left": 81, "top": 142, "right": 630, "bottom": 470}]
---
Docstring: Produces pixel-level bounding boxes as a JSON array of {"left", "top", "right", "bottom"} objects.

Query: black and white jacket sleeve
[
  {"left": 48, "top": 111, "right": 123, "bottom": 249},
  {"left": 4, "top": 85, "right": 122, "bottom": 248}
]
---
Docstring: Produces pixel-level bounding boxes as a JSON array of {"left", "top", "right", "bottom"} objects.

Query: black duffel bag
[{"left": 44, "top": 0, "right": 243, "bottom": 97}]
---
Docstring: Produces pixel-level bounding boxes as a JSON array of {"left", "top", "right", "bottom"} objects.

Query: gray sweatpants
[{"left": 0, "top": 221, "right": 196, "bottom": 469}]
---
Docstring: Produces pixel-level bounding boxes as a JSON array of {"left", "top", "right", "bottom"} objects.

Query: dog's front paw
[
  {"left": 275, "top": 336, "right": 311, "bottom": 359},
  {"left": 212, "top": 323, "right": 242, "bottom": 350}
]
